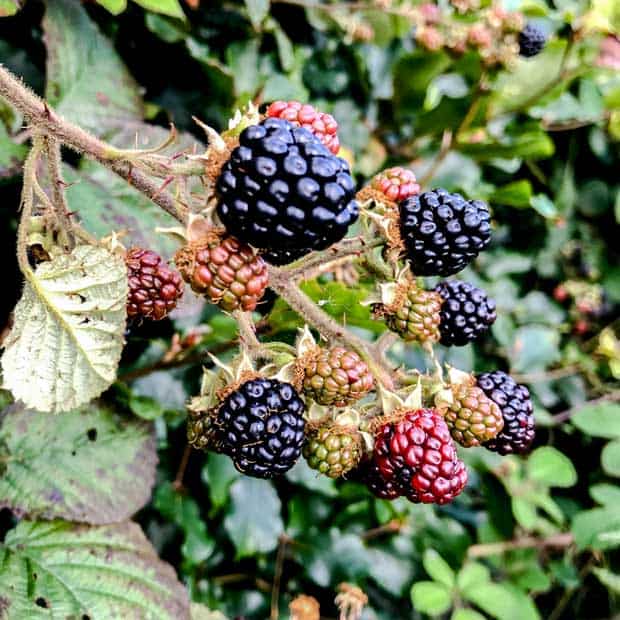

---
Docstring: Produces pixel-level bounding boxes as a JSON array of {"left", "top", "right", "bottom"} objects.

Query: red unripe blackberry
[
  {"left": 175, "top": 235, "right": 269, "bottom": 312},
  {"left": 373, "top": 409, "right": 467, "bottom": 505},
  {"left": 266, "top": 100, "right": 340, "bottom": 154},
  {"left": 371, "top": 167, "right": 420, "bottom": 203},
  {"left": 353, "top": 460, "right": 401, "bottom": 500},
  {"left": 126, "top": 247, "right": 183, "bottom": 320}
]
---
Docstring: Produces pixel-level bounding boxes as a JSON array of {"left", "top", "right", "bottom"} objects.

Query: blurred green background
[{"left": 0, "top": 0, "right": 619, "bottom": 618}]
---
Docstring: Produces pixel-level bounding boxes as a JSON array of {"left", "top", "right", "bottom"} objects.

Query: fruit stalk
[
  {"left": 0, "top": 64, "right": 188, "bottom": 224},
  {"left": 268, "top": 265, "right": 395, "bottom": 390}
]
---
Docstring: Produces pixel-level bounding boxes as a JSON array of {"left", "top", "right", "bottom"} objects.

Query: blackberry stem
[{"left": 268, "top": 265, "right": 395, "bottom": 390}]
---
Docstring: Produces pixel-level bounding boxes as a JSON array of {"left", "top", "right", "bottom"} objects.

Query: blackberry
[
  {"left": 126, "top": 248, "right": 183, "bottom": 321},
  {"left": 371, "top": 167, "right": 420, "bottom": 202},
  {"left": 353, "top": 460, "right": 401, "bottom": 500},
  {"left": 303, "top": 425, "right": 362, "bottom": 478},
  {"left": 477, "top": 371, "right": 535, "bottom": 455},
  {"left": 435, "top": 280, "right": 496, "bottom": 346},
  {"left": 216, "top": 118, "right": 358, "bottom": 254},
  {"left": 374, "top": 409, "right": 468, "bottom": 505},
  {"left": 436, "top": 379, "right": 504, "bottom": 447},
  {"left": 175, "top": 234, "right": 268, "bottom": 312},
  {"left": 261, "top": 246, "right": 311, "bottom": 266},
  {"left": 400, "top": 189, "right": 491, "bottom": 276},
  {"left": 299, "top": 346, "right": 374, "bottom": 407},
  {"left": 519, "top": 24, "right": 546, "bottom": 57},
  {"left": 213, "top": 377, "right": 306, "bottom": 478},
  {"left": 266, "top": 100, "right": 340, "bottom": 154}
]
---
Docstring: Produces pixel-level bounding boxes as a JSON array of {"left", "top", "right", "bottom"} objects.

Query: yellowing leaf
[{"left": 1, "top": 245, "right": 127, "bottom": 413}]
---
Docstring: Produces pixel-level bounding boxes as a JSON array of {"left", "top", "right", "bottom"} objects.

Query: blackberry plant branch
[
  {"left": 0, "top": 64, "right": 188, "bottom": 225},
  {"left": 268, "top": 265, "right": 395, "bottom": 390}
]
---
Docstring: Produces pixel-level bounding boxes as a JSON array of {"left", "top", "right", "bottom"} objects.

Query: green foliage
[{"left": 0, "top": 0, "right": 618, "bottom": 617}]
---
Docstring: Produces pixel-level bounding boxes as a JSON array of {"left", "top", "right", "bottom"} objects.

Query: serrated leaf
[
  {"left": 527, "top": 447, "right": 577, "bottom": 487},
  {"left": 410, "top": 581, "right": 452, "bottom": 615},
  {"left": 0, "top": 520, "right": 189, "bottom": 619},
  {"left": 590, "top": 483, "right": 620, "bottom": 506},
  {"left": 0, "top": 403, "right": 156, "bottom": 524},
  {"left": 133, "top": 0, "right": 185, "bottom": 19},
  {"left": 452, "top": 610, "right": 486, "bottom": 620},
  {"left": 1, "top": 245, "right": 127, "bottom": 413},
  {"left": 592, "top": 568, "right": 620, "bottom": 595},
  {"left": 572, "top": 507, "right": 620, "bottom": 550},
  {"left": 423, "top": 549, "right": 455, "bottom": 588},
  {"left": 43, "top": 0, "right": 143, "bottom": 135},
  {"left": 463, "top": 582, "right": 540, "bottom": 620},
  {"left": 223, "top": 477, "right": 283, "bottom": 557}
]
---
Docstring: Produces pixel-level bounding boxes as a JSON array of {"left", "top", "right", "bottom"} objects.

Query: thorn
[{"left": 153, "top": 176, "right": 175, "bottom": 199}]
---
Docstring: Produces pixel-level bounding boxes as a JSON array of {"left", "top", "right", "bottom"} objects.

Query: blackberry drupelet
[
  {"left": 373, "top": 409, "right": 468, "bottom": 505},
  {"left": 213, "top": 378, "right": 306, "bottom": 478},
  {"left": 435, "top": 280, "right": 496, "bottom": 346},
  {"left": 519, "top": 24, "right": 546, "bottom": 57},
  {"left": 478, "top": 371, "right": 535, "bottom": 455},
  {"left": 126, "top": 248, "right": 184, "bottom": 321},
  {"left": 216, "top": 118, "right": 358, "bottom": 255},
  {"left": 371, "top": 166, "right": 420, "bottom": 202},
  {"left": 399, "top": 189, "right": 491, "bottom": 276},
  {"left": 261, "top": 246, "right": 312, "bottom": 266},
  {"left": 353, "top": 460, "right": 401, "bottom": 500}
]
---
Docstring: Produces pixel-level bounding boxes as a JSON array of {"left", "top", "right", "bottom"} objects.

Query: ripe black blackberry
[
  {"left": 477, "top": 371, "right": 535, "bottom": 455},
  {"left": 399, "top": 189, "right": 491, "bottom": 276},
  {"left": 261, "top": 246, "right": 311, "bottom": 266},
  {"left": 519, "top": 24, "right": 546, "bottom": 57},
  {"left": 213, "top": 377, "right": 306, "bottom": 478},
  {"left": 216, "top": 118, "right": 359, "bottom": 256},
  {"left": 435, "top": 280, "right": 496, "bottom": 346}
]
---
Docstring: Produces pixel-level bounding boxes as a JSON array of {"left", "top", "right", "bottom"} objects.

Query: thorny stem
[
  {"left": 270, "top": 534, "right": 290, "bottom": 620},
  {"left": 268, "top": 265, "right": 395, "bottom": 390},
  {"left": 550, "top": 389, "right": 620, "bottom": 426},
  {"left": 233, "top": 310, "right": 262, "bottom": 357},
  {"left": 0, "top": 64, "right": 188, "bottom": 224}
]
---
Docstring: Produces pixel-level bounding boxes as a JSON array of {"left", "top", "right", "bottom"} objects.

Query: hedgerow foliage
[{"left": 0, "top": 0, "right": 618, "bottom": 618}]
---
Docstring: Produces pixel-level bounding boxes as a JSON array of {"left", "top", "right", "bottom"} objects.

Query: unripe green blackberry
[
  {"left": 378, "top": 280, "right": 442, "bottom": 344},
  {"left": 303, "top": 425, "right": 362, "bottom": 478},
  {"left": 436, "top": 378, "right": 504, "bottom": 447},
  {"left": 300, "top": 346, "right": 374, "bottom": 407}
]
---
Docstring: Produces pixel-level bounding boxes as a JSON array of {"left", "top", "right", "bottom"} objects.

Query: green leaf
[
  {"left": 132, "top": 0, "right": 186, "bottom": 19},
  {"left": 491, "top": 180, "right": 533, "bottom": 208},
  {"left": 572, "top": 403, "right": 620, "bottom": 438},
  {"left": 0, "top": 121, "right": 27, "bottom": 178},
  {"left": 423, "top": 549, "right": 455, "bottom": 588},
  {"left": 286, "top": 460, "right": 338, "bottom": 497},
  {"left": 224, "top": 478, "right": 283, "bottom": 557},
  {"left": 0, "top": 520, "right": 189, "bottom": 618},
  {"left": 592, "top": 568, "right": 620, "bottom": 595},
  {"left": 463, "top": 582, "right": 540, "bottom": 620},
  {"left": 590, "top": 483, "right": 620, "bottom": 506},
  {"left": 96, "top": 0, "right": 127, "bottom": 14},
  {"left": 191, "top": 604, "right": 229, "bottom": 620},
  {"left": 452, "top": 610, "right": 486, "bottom": 620},
  {"left": 202, "top": 453, "right": 240, "bottom": 510},
  {"left": 512, "top": 497, "right": 539, "bottom": 530},
  {"left": 572, "top": 507, "right": 620, "bottom": 550},
  {"left": 43, "top": 0, "right": 143, "bottom": 136},
  {"left": 457, "top": 563, "right": 491, "bottom": 592},
  {"left": 509, "top": 325, "right": 561, "bottom": 373},
  {"left": 410, "top": 581, "right": 453, "bottom": 616},
  {"left": 245, "top": 0, "right": 270, "bottom": 29},
  {"left": 1, "top": 246, "right": 127, "bottom": 413},
  {"left": 155, "top": 483, "right": 215, "bottom": 564},
  {"left": 527, "top": 447, "right": 577, "bottom": 487},
  {"left": 602, "top": 440, "right": 620, "bottom": 477},
  {"left": 0, "top": 403, "right": 156, "bottom": 524}
]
